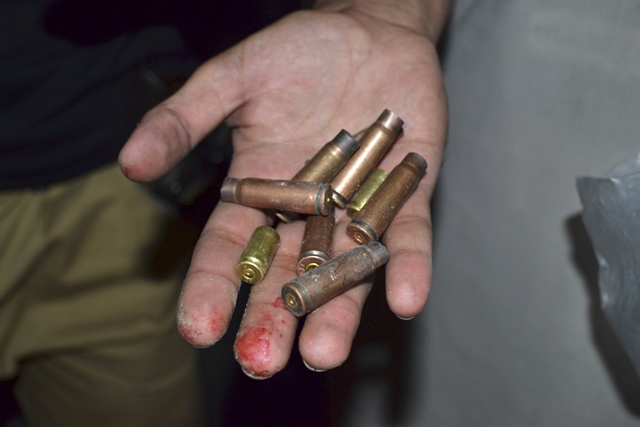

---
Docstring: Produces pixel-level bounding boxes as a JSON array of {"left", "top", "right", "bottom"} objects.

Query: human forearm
[{"left": 314, "top": 0, "right": 451, "bottom": 43}]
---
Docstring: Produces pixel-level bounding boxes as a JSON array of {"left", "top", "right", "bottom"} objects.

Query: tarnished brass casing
[
  {"left": 346, "top": 168, "right": 389, "bottom": 218},
  {"left": 276, "top": 130, "right": 359, "bottom": 223},
  {"left": 221, "top": 177, "right": 333, "bottom": 216},
  {"left": 282, "top": 241, "right": 389, "bottom": 317},
  {"left": 296, "top": 209, "right": 335, "bottom": 276},
  {"left": 347, "top": 152, "right": 427, "bottom": 244},
  {"left": 293, "top": 130, "right": 360, "bottom": 182},
  {"left": 236, "top": 226, "right": 280, "bottom": 285},
  {"left": 330, "top": 110, "right": 404, "bottom": 208}
]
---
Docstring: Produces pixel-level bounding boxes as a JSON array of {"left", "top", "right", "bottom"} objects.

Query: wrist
[{"left": 313, "top": 0, "right": 451, "bottom": 43}]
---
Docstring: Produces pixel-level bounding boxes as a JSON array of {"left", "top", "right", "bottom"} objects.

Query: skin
[{"left": 119, "top": 3, "right": 449, "bottom": 378}]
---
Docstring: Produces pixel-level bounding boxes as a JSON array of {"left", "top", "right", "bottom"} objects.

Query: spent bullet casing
[
  {"left": 347, "top": 152, "right": 427, "bottom": 244},
  {"left": 292, "top": 130, "right": 360, "bottom": 183},
  {"left": 297, "top": 210, "right": 335, "bottom": 276},
  {"left": 330, "top": 110, "right": 404, "bottom": 208},
  {"left": 221, "top": 177, "right": 333, "bottom": 216},
  {"left": 236, "top": 226, "right": 280, "bottom": 285},
  {"left": 346, "top": 168, "right": 389, "bottom": 218},
  {"left": 276, "top": 129, "right": 359, "bottom": 223},
  {"left": 282, "top": 241, "right": 390, "bottom": 317}
]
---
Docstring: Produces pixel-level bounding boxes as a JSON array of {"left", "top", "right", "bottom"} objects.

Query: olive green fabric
[{"left": 0, "top": 163, "right": 205, "bottom": 427}]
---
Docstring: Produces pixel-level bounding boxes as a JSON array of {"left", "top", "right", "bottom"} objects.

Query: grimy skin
[{"left": 119, "top": 0, "right": 450, "bottom": 379}]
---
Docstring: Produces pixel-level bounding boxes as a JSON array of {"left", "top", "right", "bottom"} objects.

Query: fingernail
[
  {"left": 241, "top": 367, "right": 272, "bottom": 380},
  {"left": 303, "top": 359, "right": 327, "bottom": 372}
]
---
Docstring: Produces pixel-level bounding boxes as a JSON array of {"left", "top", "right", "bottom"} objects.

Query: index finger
[{"left": 177, "top": 202, "right": 269, "bottom": 347}]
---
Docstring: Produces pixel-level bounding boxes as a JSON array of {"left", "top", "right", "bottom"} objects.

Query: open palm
[{"left": 120, "top": 9, "right": 447, "bottom": 378}]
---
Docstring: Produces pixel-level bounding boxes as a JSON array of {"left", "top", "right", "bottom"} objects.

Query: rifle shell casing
[
  {"left": 221, "top": 177, "right": 333, "bottom": 216},
  {"left": 347, "top": 152, "right": 427, "bottom": 244},
  {"left": 346, "top": 168, "right": 389, "bottom": 218},
  {"left": 330, "top": 110, "right": 404, "bottom": 208},
  {"left": 276, "top": 130, "right": 359, "bottom": 223},
  {"left": 296, "top": 210, "right": 335, "bottom": 276},
  {"left": 293, "top": 129, "right": 360, "bottom": 182},
  {"left": 353, "top": 128, "right": 367, "bottom": 141},
  {"left": 236, "top": 226, "right": 280, "bottom": 285},
  {"left": 282, "top": 241, "right": 390, "bottom": 317}
]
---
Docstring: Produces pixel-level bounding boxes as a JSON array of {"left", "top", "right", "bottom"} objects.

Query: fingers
[
  {"left": 119, "top": 49, "right": 245, "bottom": 182},
  {"left": 293, "top": 179, "right": 433, "bottom": 374},
  {"left": 234, "top": 215, "right": 374, "bottom": 376},
  {"left": 376, "top": 136, "right": 442, "bottom": 320},
  {"left": 297, "top": 217, "right": 371, "bottom": 371},
  {"left": 233, "top": 222, "right": 303, "bottom": 379},
  {"left": 382, "top": 179, "right": 433, "bottom": 319},
  {"left": 118, "top": 8, "right": 447, "bottom": 378},
  {"left": 177, "top": 202, "right": 268, "bottom": 348},
  {"left": 298, "top": 277, "right": 374, "bottom": 371}
]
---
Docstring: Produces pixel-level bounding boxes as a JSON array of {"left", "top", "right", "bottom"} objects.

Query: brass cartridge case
[
  {"left": 353, "top": 129, "right": 367, "bottom": 141},
  {"left": 330, "top": 110, "right": 404, "bottom": 208},
  {"left": 297, "top": 209, "right": 335, "bottom": 276},
  {"left": 347, "top": 152, "right": 427, "bottom": 244},
  {"left": 346, "top": 168, "right": 389, "bottom": 218},
  {"left": 293, "top": 129, "right": 360, "bottom": 183},
  {"left": 282, "top": 241, "right": 390, "bottom": 317},
  {"left": 221, "top": 177, "right": 333, "bottom": 216},
  {"left": 276, "top": 130, "right": 359, "bottom": 223},
  {"left": 236, "top": 226, "right": 280, "bottom": 285}
]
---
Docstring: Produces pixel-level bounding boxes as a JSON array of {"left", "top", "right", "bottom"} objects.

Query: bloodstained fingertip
[
  {"left": 234, "top": 303, "right": 294, "bottom": 379},
  {"left": 235, "top": 326, "right": 276, "bottom": 379},
  {"left": 177, "top": 303, "right": 229, "bottom": 348},
  {"left": 118, "top": 107, "right": 193, "bottom": 182},
  {"left": 118, "top": 140, "right": 148, "bottom": 182}
]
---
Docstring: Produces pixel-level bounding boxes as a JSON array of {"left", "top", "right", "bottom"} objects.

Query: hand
[{"left": 119, "top": 8, "right": 448, "bottom": 378}]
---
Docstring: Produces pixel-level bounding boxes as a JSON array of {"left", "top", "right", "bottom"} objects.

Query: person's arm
[{"left": 119, "top": 0, "right": 450, "bottom": 378}]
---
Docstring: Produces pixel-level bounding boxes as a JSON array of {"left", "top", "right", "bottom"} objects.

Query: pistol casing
[
  {"left": 347, "top": 152, "right": 427, "bottom": 244},
  {"left": 282, "top": 241, "right": 390, "bottom": 317},
  {"left": 236, "top": 226, "right": 280, "bottom": 285},
  {"left": 221, "top": 177, "right": 333, "bottom": 216},
  {"left": 330, "top": 110, "right": 403, "bottom": 207},
  {"left": 297, "top": 210, "right": 335, "bottom": 275}
]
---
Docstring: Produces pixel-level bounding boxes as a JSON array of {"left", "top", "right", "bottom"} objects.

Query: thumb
[{"left": 119, "top": 48, "right": 245, "bottom": 182}]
